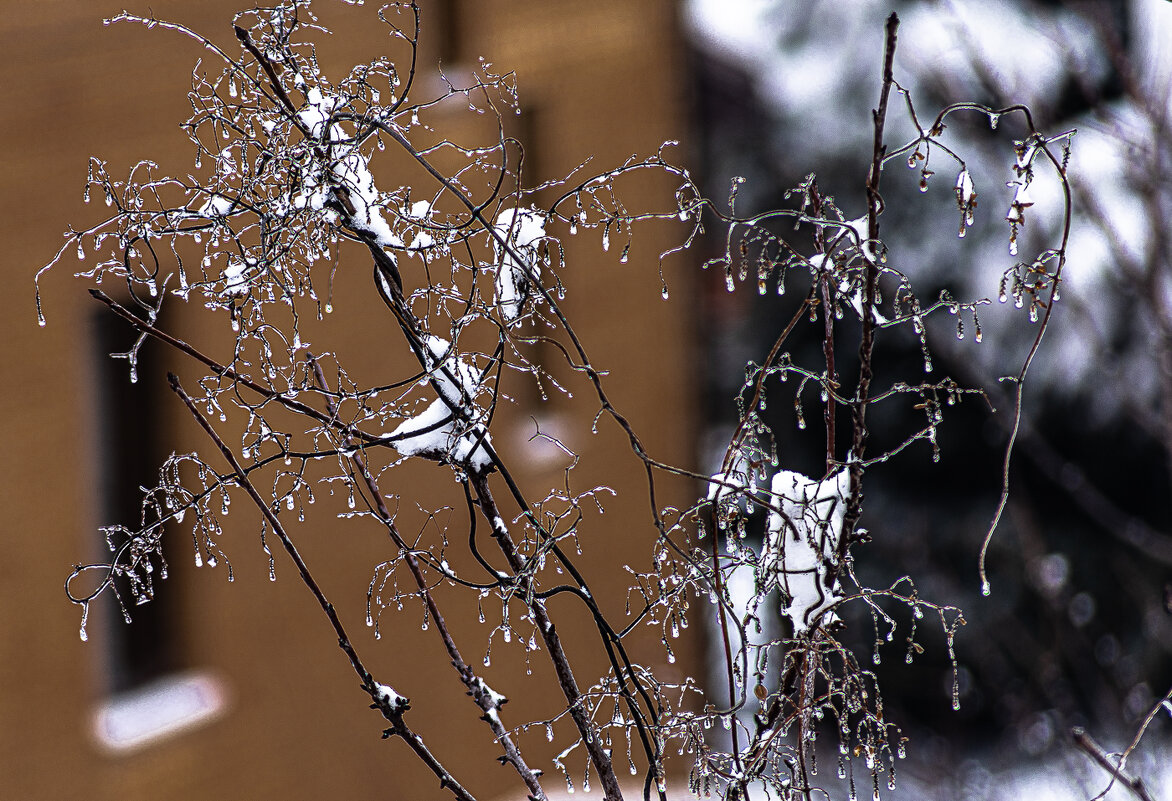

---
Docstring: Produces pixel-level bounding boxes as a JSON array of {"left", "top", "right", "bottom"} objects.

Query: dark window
[
  {"left": 435, "top": 0, "right": 464, "bottom": 67},
  {"left": 91, "top": 304, "right": 179, "bottom": 693}
]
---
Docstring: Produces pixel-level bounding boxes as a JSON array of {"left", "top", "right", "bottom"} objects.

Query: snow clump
[
  {"left": 492, "top": 207, "right": 546, "bottom": 324},
  {"left": 389, "top": 335, "right": 493, "bottom": 472},
  {"left": 764, "top": 468, "right": 851, "bottom": 634}
]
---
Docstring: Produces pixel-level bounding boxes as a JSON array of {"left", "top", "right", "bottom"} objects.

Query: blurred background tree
[{"left": 685, "top": 0, "right": 1172, "bottom": 778}]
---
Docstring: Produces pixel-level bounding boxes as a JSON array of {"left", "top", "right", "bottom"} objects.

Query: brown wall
[{"left": 3, "top": 2, "right": 698, "bottom": 800}]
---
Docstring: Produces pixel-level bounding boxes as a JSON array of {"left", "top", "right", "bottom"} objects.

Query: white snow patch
[
  {"left": 493, "top": 207, "right": 546, "bottom": 324},
  {"left": 198, "top": 194, "right": 233, "bottom": 218},
  {"left": 298, "top": 86, "right": 402, "bottom": 249},
  {"left": 764, "top": 468, "right": 851, "bottom": 634},
  {"left": 407, "top": 200, "right": 436, "bottom": 251},
  {"left": 374, "top": 682, "right": 408, "bottom": 713},
  {"left": 390, "top": 336, "right": 493, "bottom": 471},
  {"left": 222, "top": 258, "right": 251, "bottom": 297}
]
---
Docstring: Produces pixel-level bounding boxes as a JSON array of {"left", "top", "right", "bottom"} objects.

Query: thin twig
[
  {"left": 167, "top": 372, "right": 478, "bottom": 801},
  {"left": 307, "top": 356, "right": 550, "bottom": 801},
  {"left": 1071, "top": 727, "right": 1156, "bottom": 801}
]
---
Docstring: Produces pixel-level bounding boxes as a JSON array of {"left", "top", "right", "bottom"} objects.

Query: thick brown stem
[
  {"left": 469, "top": 472, "right": 628, "bottom": 801},
  {"left": 841, "top": 12, "right": 899, "bottom": 559}
]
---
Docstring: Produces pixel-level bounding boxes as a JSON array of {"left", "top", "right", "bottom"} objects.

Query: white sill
[{"left": 92, "top": 670, "right": 227, "bottom": 754}]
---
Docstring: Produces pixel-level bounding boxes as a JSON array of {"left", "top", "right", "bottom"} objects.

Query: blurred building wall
[{"left": 1, "top": 2, "right": 698, "bottom": 799}]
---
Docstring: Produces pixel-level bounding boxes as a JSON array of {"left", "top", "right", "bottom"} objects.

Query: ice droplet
[{"left": 981, "top": 580, "right": 991, "bottom": 597}]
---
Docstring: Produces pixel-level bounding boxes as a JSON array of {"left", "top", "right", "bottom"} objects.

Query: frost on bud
[
  {"left": 954, "top": 169, "right": 977, "bottom": 235},
  {"left": 1005, "top": 179, "right": 1034, "bottom": 227},
  {"left": 373, "top": 683, "right": 409, "bottom": 716}
]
